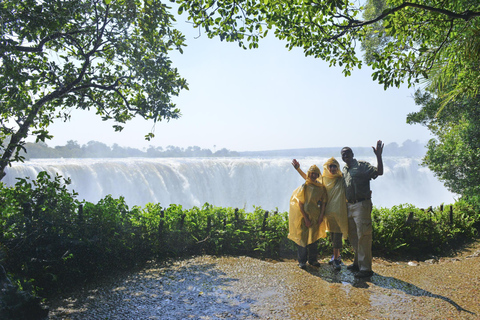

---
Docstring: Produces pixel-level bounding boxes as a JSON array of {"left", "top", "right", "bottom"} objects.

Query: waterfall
[{"left": 3, "top": 157, "right": 456, "bottom": 211}]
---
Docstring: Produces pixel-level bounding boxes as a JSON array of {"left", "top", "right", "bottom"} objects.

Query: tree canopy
[
  {"left": 360, "top": 0, "right": 480, "bottom": 102},
  {"left": 177, "top": 0, "right": 480, "bottom": 94},
  {"left": 407, "top": 91, "right": 480, "bottom": 201},
  {"left": 0, "top": 0, "right": 188, "bottom": 179}
]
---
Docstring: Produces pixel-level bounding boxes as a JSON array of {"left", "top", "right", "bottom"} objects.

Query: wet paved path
[{"left": 49, "top": 242, "right": 480, "bottom": 319}]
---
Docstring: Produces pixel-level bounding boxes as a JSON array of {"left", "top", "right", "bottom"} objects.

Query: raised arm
[
  {"left": 372, "top": 140, "right": 384, "bottom": 176},
  {"left": 292, "top": 159, "right": 307, "bottom": 180}
]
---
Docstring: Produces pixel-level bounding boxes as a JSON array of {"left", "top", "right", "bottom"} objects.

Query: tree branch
[
  {"left": 425, "top": 19, "right": 454, "bottom": 70},
  {"left": 353, "top": 2, "right": 480, "bottom": 29},
  {"left": 2, "top": 30, "right": 86, "bottom": 53}
]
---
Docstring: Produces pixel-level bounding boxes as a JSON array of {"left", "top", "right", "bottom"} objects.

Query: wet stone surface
[{"left": 49, "top": 242, "right": 480, "bottom": 319}]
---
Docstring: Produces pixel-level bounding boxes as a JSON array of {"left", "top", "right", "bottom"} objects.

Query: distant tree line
[
  {"left": 239, "top": 140, "right": 427, "bottom": 158},
  {"left": 20, "top": 139, "right": 426, "bottom": 159},
  {"left": 22, "top": 140, "right": 240, "bottom": 159}
]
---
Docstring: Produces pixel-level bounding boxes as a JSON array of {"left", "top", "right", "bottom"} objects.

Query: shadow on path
[
  {"left": 49, "top": 259, "right": 260, "bottom": 319},
  {"left": 306, "top": 264, "right": 476, "bottom": 316}
]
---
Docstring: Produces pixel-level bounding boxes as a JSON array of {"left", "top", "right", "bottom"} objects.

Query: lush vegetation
[
  {"left": 360, "top": 0, "right": 480, "bottom": 101},
  {"left": 372, "top": 203, "right": 479, "bottom": 258},
  {"left": 1, "top": 173, "right": 479, "bottom": 319}
]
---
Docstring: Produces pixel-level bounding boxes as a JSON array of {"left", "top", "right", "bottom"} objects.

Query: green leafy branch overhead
[{"left": 177, "top": 0, "right": 480, "bottom": 94}]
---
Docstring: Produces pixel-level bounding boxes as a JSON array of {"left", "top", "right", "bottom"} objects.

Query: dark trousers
[{"left": 297, "top": 241, "right": 318, "bottom": 264}]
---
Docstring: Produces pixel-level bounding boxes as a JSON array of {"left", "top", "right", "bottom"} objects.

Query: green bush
[
  {"left": 0, "top": 173, "right": 152, "bottom": 298},
  {"left": 0, "top": 172, "right": 82, "bottom": 294},
  {"left": 372, "top": 203, "right": 478, "bottom": 258}
]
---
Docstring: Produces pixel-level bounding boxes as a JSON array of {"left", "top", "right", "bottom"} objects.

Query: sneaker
[
  {"left": 329, "top": 255, "right": 342, "bottom": 265},
  {"left": 354, "top": 270, "right": 374, "bottom": 278},
  {"left": 347, "top": 264, "right": 359, "bottom": 271},
  {"left": 308, "top": 260, "right": 321, "bottom": 267},
  {"left": 332, "top": 259, "right": 341, "bottom": 271},
  {"left": 299, "top": 263, "right": 307, "bottom": 270}
]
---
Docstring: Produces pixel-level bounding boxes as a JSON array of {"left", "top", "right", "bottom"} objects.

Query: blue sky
[{"left": 37, "top": 10, "right": 433, "bottom": 152}]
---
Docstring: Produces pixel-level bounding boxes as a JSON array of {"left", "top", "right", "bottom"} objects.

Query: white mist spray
[{"left": 4, "top": 157, "right": 456, "bottom": 211}]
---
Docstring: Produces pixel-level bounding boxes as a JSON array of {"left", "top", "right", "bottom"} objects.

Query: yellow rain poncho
[
  {"left": 288, "top": 165, "right": 328, "bottom": 247},
  {"left": 322, "top": 157, "right": 348, "bottom": 238}
]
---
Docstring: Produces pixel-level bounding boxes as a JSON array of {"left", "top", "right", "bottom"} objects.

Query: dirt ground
[{"left": 48, "top": 240, "right": 480, "bottom": 319}]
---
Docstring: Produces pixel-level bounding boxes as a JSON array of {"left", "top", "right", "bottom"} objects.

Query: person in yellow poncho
[
  {"left": 288, "top": 164, "right": 328, "bottom": 269},
  {"left": 292, "top": 158, "right": 348, "bottom": 271}
]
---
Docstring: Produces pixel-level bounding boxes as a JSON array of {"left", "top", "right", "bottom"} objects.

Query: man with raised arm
[{"left": 341, "top": 140, "right": 384, "bottom": 278}]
